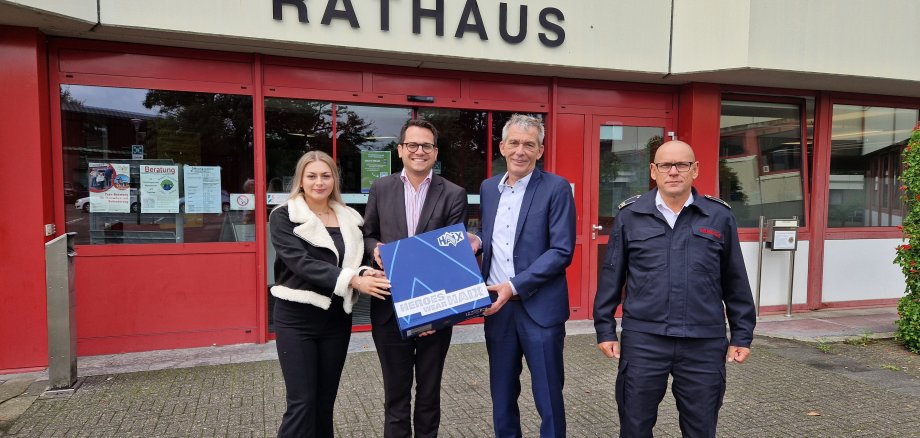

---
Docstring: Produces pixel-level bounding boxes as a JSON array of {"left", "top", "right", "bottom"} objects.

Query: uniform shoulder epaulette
[
  {"left": 703, "top": 194, "right": 731, "bottom": 209},
  {"left": 618, "top": 194, "right": 641, "bottom": 210}
]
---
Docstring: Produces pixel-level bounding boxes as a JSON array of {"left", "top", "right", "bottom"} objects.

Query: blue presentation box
[{"left": 379, "top": 223, "right": 492, "bottom": 339}]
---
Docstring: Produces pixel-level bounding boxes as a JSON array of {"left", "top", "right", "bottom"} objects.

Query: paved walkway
[{"left": 2, "top": 307, "right": 918, "bottom": 437}]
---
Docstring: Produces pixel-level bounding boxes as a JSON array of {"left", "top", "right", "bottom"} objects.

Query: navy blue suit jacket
[{"left": 479, "top": 169, "right": 576, "bottom": 327}]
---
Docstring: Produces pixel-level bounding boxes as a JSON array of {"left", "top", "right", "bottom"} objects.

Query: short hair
[
  {"left": 288, "top": 150, "right": 343, "bottom": 204},
  {"left": 501, "top": 114, "right": 545, "bottom": 145},
  {"left": 399, "top": 119, "right": 439, "bottom": 145}
]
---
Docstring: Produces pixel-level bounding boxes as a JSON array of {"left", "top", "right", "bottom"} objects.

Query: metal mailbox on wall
[{"left": 765, "top": 219, "right": 798, "bottom": 251}]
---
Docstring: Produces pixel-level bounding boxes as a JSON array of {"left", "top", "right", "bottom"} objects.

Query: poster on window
[
  {"left": 361, "top": 150, "right": 391, "bottom": 193},
  {"left": 87, "top": 162, "right": 131, "bottom": 213},
  {"left": 140, "top": 165, "right": 179, "bottom": 213},
  {"left": 183, "top": 166, "right": 222, "bottom": 213}
]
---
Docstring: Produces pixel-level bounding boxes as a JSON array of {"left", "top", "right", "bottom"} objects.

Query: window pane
[
  {"left": 335, "top": 104, "right": 412, "bottom": 207},
  {"left": 264, "top": 98, "right": 333, "bottom": 196},
  {"left": 417, "top": 108, "right": 488, "bottom": 195},
  {"left": 62, "top": 85, "right": 254, "bottom": 245},
  {"left": 719, "top": 100, "right": 804, "bottom": 228},
  {"left": 828, "top": 105, "right": 917, "bottom": 227},
  {"left": 600, "top": 125, "right": 662, "bottom": 231},
  {"left": 417, "top": 108, "right": 488, "bottom": 234}
]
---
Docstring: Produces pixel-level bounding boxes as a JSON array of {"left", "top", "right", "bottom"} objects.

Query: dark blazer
[
  {"left": 363, "top": 172, "right": 468, "bottom": 325},
  {"left": 479, "top": 168, "right": 576, "bottom": 327},
  {"left": 270, "top": 196, "right": 370, "bottom": 314}
]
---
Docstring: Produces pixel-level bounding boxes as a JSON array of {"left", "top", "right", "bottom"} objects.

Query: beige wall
[
  {"left": 91, "top": 0, "right": 671, "bottom": 74},
  {"left": 2, "top": 0, "right": 920, "bottom": 94},
  {"left": 672, "top": 0, "right": 920, "bottom": 81},
  {"left": 745, "top": 0, "right": 920, "bottom": 82}
]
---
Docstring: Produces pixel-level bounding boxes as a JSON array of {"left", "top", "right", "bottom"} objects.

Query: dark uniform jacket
[
  {"left": 270, "top": 196, "right": 372, "bottom": 314},
  {"left": 594, "top": 188, "right": 756, "bottom": 348}
]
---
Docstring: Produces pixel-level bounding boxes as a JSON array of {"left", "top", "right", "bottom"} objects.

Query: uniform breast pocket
[
  {"left": 690, "top": 226, "right": 723, "bottom": 273},
  {"left": 626, "top": 227, "right": 667, "bottom": 272}
]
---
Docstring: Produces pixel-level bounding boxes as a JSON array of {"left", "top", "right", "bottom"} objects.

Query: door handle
[{"left": 591, "top": 224, "right": 603, "bottom": 240}]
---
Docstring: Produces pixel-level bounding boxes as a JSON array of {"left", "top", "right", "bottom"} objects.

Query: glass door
[{"left": 587, "top": 116, "right": 670, "bottom": 315}]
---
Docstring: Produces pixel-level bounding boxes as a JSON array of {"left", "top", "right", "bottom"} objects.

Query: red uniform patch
[{"left": 699, "top": 227, "right": 721, "bottom": 239}]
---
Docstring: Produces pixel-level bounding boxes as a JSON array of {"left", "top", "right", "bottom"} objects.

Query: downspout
[
  {"left": 89, "top": 0, "right": 101, "bottom": 32},
  {"left": 662, "top": 0, "right": 674, "bottom": 80}
]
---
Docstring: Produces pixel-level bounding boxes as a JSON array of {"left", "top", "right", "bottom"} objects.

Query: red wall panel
[
  {"left": 264, "top": 64, "right": 363, "bottom": 92},
  {"left": 469, "top": 80, "right": 549, "bottom": 104},
  {"left": 0, "top": 27, "right": 52, "bottom": 373},
  {"left": 58, "top": 49, "right": 253, "bottom": 85},
  {"left": 553, "top": 113, "right": 587, "bottom": 318},
  {"left": 677, "top": 83, "right": 721, "bottom": 195},
  {"left": 372, "top": 73, "right": 461, "bottom": 98},
  {"left": 74, "top": 252, "right": 259, "bottom": 355},
  {"left": 558, "top": 86, "right": 673, "bottom": 111}
]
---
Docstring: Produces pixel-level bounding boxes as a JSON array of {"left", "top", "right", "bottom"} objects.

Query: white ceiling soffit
[{"left": 0, "top": 0, "right": 96, "bottom": 32}]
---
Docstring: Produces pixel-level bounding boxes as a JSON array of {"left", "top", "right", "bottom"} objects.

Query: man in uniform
[{"left": 593, "top": 140, "right": 756, "bottom": 438}]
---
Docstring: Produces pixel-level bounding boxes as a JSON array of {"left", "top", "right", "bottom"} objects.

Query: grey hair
[{"left": 501, "top": 114, "right": 545, "bottom": 145}]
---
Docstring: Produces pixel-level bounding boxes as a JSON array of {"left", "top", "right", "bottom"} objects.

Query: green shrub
[
  {"left": 895, "top": 123, "right": 920, "bottom": 354},
  {"left": 897, "top": 296, "right": 920, "bottom": 353}
]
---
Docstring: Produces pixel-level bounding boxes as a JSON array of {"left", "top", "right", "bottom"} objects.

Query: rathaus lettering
[{"left": 272, "top": 0, "right": 565, "bottom": 48}]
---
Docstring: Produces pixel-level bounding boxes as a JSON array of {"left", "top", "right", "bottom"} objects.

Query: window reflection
[
  {"left": 61, "top": 85, "right": 254, "bottom": 245},
  {"left": 828, "top": 105, "right": 917, "bottom": 227},
  {"left": 336, "top": 104, "right": 412, "bottom": 202},
  {"left": 264, "top": 98, "right": 333, "bottom": 195},
  {"left": 417, "top": 108, "right": 488, "bottom": 195},
  {"left": 719, "top": 100, "right": 808, "bottom": 228},
  {"left": 598, "top": 125, "right": 663, "bottom": 233}
]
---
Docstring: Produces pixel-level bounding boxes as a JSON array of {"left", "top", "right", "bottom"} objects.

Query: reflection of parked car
[
  {"left": 75, "top": 189, "right": 140, "bottom": 213},
  {"left": 63, "top": 182, "right": 88, "bottom": 203}
]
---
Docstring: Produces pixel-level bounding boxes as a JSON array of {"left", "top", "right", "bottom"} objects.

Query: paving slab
[
  {"left": 755, "top": 307, "right": 898, "bottom": 342},
  {"left": 2, "top": 332, "right": 919, "bottom": 437},
  {"left": 1, "top": 307, "right": 915, "bottom": 437}
]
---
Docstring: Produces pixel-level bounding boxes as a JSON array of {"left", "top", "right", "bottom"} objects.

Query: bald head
[
  {"left": 650, "top": 140, "right": 698, "bottom": 202},
  {"left": 654, "top": 140, "right": 695, "bottom": 163}
]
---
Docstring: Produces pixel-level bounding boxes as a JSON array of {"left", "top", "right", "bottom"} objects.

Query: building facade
[{"left": 1, "top": 0, "right": 918, "bottom": 372}]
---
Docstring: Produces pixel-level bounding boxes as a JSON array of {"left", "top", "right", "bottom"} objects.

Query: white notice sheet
[{"left": 183, "top": 166, "right": 222, "bottom": 214}]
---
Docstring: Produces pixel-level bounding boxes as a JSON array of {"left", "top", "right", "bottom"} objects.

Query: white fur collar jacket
[{"left": 269, "top": 196, "right": 372, "bottom": 313}]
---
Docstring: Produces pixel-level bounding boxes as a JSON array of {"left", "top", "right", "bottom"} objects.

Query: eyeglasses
[
  {"left": 400, "top": 142, "right": 437, "bottom": 153},
  {"left": 504, "top": 139, "right": 540, "bottom": 152},
  {"left": 654, "top": 161, "right": 695, "bottom": 173}
]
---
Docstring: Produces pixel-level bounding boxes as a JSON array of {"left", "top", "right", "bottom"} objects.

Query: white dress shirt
[
  {"left": 655, "top": 190, "right": 694, "bottom": 229},
  {"left": 487, "top": 172, "right": 533, "bottom": 295}
]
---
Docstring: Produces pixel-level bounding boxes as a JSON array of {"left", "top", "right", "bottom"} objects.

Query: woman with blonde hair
[{"left": 270, "top": 150, "right": 390, "bottom": 437}]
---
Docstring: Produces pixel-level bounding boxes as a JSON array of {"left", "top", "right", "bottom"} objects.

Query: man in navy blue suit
[{"left": 479, "top": 114, "right": 576, "bottom": 438}]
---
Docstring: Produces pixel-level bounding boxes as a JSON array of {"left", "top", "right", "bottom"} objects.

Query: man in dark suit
[
  {"left": 363, "top": 119, "right": 469, "bottom": 438},
  {"left": 479, "top": 114, "right": 576, "bottom": 438}
]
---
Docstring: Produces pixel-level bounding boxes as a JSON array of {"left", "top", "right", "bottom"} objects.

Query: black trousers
[
  {"left": 372, "top": 316, "right": 452, "bottom": 438},
  {"left": 615, "top": 330, "right": 728, "bottom": 438},
  {"left": 274, "top": 297, "right": 352, "bottom": 438}
]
